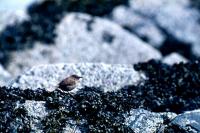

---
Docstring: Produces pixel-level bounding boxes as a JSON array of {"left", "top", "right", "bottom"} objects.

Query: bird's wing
[
  {"left": 64, "top": 78, "right": 75, "bottom": 86},
  {"left": 59, "top": 80, "right": 65, "bottom": 85}
]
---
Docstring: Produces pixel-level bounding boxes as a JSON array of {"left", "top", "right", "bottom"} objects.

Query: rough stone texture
[
  {"left": 129, "top": 0, "right": 200, "bottom": 56},
  {"left": 112, "top": 6, "right": 165, "bottom": 48},
  {"left": 23, "top": 100, "right": 47, "bottom": 132},
  {"left": 162, "top": 52, "right": 188, "bottom": 65},
  {"left": 0, "top": 64, "right": 11, "bottom": 86},
  {"left": 171, "top": 109, "right": 200, "bottom": 132},
  {"left": 0, "top": 10, "right": 28, "bottom": 32},
  {"left": 7, "top": 13, "right": 162, "bottom": 76},
  {"left": 11, "top": 63, "right": 141, "bottom": 92},
  {"left": 125, "top": 109, "right": 177, "bottom": 133}
]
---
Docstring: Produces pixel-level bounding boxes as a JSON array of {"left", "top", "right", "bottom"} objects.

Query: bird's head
[{"left": 71, "top": 75, "right": 83, "bottom": 80}]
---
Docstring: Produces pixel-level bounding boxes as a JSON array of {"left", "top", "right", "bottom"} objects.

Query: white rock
[
  {"left": 171, "top": 109, "right": 200, "bottom": 132},
  {"left": 23, "top": 100, "right": 47, "bottom": 132},
  {"left": 7, "top": 13, "right": 162, "bottom": 76},
  {"left": 129, "top": 0, "right": 200, "bottom": 56},
  {"left": 162, "top": 53, "right": 188, "bottom": 65},
  {"left": 125, "top": 109, "right": 177, "bottom": 133},
  {"left": 11, "top": 63, "right": 142, "bottom": 92},
  {"left": 112, "top": 6, "right": 165, "bottom": 48},
  {"left": 56, "top": 13, "right": 161, "bottom": 64},
  {"left": 24, "top": 100, "right": 47, "bottom": 119}
]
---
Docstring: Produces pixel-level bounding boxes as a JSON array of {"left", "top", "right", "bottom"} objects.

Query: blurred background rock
[{"left": 0, "top": 0, "right": 199, "bottom": 85}]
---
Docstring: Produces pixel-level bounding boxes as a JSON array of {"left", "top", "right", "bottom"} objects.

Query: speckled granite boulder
[
  {"left": 10, "top": 63, "right": 141, "bottom": 92},
  {"left": 23, "top": 100, "right": 47, "bottom": 132},
  {"left": 125, "top": 109, "right": 177, "bottom": 133},
  {"left": 7, "top": 13, "right": 161, "bottom": 76}
]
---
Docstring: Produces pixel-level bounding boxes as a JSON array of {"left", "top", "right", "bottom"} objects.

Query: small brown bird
[{"left": 58, "top": 74, "right": 82, "bottom": 92}]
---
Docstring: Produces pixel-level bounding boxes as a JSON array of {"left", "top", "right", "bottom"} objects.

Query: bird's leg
[
  {"left": 57, "top": 88, "right": 77, "bottom": 101},
  {"left": 66, "top": 91, "right": 77, "bottom": 101}
]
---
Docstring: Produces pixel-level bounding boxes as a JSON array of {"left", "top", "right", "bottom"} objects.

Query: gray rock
[
  {"left": 170, "top": 109, "right": 200, "bottom": 132},
  {"left": 112, "top": 6, "right": 165, "bottom": 48},
  {"left": 6, "top": 95, "right": 78, "bottom": 133},
  {"left": 11, "top": 63, "right": 142, "bottom": 92},
  {"left": 23, "top": 101, "right": 47, "bottom": 132},
  {"left": 125, "top": 109, "right": 177, "bottom": 133},
  {"left": 7, "top": 13, "right": 162, "bottom": 76},
  {"left": 129, "top": 0, "right": 200, "bottom": 56},
  {"left": 162, "top": 53, "right": 188, "bottom": 65},
  {"left": 24, "top": 100, "right": 47, "bottom": 120},
  {"left": 0, "top": 64, "right": 12, "bottom": 86},
  {"left": 13, "top": 101, "right": 179, "bottom": 133}
]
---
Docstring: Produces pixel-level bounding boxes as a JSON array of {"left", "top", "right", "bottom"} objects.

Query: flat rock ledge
[{"left": 10, "top": 63, "right": 141, "bottom": 92}]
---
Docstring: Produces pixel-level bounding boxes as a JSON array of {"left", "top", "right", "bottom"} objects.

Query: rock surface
[
  {"left": 11, "top": 63, "right": 141, "bottom": 92},
  {"left": 128, "top": 0, "right": 200, "bottom": 57},
  {"left": 171, "top": 109, "right": 200, "bottom": 132},
  {"left": 162, "top": 52, "right": 188, "bottom": 65},
  {"left": 112, "top": 5, "right": 165, "bottom": 48},
  {"left": 112, "top": 0, "right": 200, "bottom": 59},
  {"left": 125, "top": 109, "right": 177, "bottom": 133},
  {"left": 23, "top": 100, "right": 47, "bottom": 132},
  {"left": 7, "top": 13, "right": 162, "bottom": 76}
]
